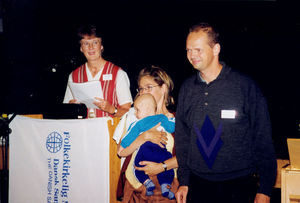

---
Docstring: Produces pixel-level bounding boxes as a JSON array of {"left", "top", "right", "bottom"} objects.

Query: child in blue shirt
[{"left": 118, "top": 94, "right": 175, "bottom": 199}]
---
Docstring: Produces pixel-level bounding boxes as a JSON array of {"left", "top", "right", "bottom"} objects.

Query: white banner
[{"left": 9, "top": 115, "right": 111, "bottom": 203}]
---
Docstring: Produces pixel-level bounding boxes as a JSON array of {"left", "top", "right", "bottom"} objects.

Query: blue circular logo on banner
[{"left": 46, "top": 132, "right": 63, "bottom": 153}]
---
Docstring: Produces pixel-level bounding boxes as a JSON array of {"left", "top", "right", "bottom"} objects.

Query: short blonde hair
[
  {"left": 189, "top": 22, "right": 220, "bottom": 48},
  {"left": 134, "top": 93, "right": 157, "bottom": 113}
]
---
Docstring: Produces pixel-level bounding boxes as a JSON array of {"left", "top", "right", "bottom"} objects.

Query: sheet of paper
[{"left": 68, "top": 81, "right": 103, "bottom": 109}]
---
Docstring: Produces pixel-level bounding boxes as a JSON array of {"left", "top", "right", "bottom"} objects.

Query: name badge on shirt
[
  {"left": 221, "top": 110, "right": 236, "bottom": 119},
  {"left": 103, "top": 74, "right": 112, "bottom": 81}
]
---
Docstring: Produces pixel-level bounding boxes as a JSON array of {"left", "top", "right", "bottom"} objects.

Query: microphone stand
[{"left": 0, "top": 113, "right": 16, "bottom": 203}]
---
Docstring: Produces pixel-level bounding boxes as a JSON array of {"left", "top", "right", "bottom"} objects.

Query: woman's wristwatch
[
  {"left": 162, "top": 161, "right": 167, "bottom": 171},
  {"left": 112, "top": 107, "right": 118, "bottom": 116}
]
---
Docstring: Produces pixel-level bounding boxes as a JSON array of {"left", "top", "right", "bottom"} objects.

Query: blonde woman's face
[{"left": 138, "top": 76, "right": 165, "bottom": 105}]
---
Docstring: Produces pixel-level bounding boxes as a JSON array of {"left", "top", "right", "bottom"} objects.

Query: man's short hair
[
  {"left": 77, "top": 24, "right": 102, "bottom": 41},
  {"left": 189, "top": 22, "right": 220, "bottom": 47}
]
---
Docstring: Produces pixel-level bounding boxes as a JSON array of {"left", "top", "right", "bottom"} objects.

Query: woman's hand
[
  {"left": 135, "top": 161, "right": 164, "bottom": 176},
  {"left": 69, "top": 99, "right": 79, "bottom": 104},
  {"left": 93, "top": 97, "right": 114, "bottom": 114},
  {"left": 135, "top": 157, "right": 178, "bottom": 176},
  {"left": 141, "top": 123, "right": 168, "bottom": 148}
]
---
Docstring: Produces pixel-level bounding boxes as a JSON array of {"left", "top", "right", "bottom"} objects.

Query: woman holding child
[{"left": 116, "top": 66, "right": 179, "bottom": 202}]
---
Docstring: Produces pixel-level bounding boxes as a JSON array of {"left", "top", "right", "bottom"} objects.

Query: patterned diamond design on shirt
[{"left": 194, "top": 115, "right": 223, "bottom": 169}]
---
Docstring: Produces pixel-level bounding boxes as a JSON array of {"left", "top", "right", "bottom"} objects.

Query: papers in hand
[{"left": 68, "top": 81, "right": 103, "bottom": 109}]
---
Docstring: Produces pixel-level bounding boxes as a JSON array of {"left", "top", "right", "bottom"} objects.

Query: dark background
[{"left": 0, "top": 0, "right": 299, "bottom": 158}]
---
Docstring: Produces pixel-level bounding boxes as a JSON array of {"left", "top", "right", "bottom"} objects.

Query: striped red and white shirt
[{"left": 63, "top": 61, "right": 132, "bottom": 117}]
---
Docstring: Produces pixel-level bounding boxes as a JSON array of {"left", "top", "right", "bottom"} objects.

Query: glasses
[
  {"left": 81, "top": 39, "right": 101, "bottom": 48},
  {"left": 136, "top": 85, "right": 160, "bottom": 93}
]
